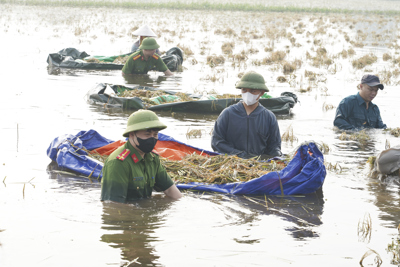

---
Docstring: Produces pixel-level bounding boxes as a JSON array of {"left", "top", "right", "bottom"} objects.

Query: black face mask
[{"left": 135, "top": 135, "right": 158, "bottom": 153}]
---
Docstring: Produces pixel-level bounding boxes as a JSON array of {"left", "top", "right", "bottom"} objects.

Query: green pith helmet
[
  {"left": 123, "top": 110, "right": 167, "bottom": 137},
  {"left": 139, "top": 37, "right": 160, "bottom": 50},
  {"left": 235, "top": 71, "right": 269, "bottom": 92}
]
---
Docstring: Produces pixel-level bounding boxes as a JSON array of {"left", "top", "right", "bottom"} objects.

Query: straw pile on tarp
[
  {"left": 160, "top": 154, "right": 288, "bottom": 184},
  {"left": 84, "top": 147, "right": 287, "bottom": 184}
]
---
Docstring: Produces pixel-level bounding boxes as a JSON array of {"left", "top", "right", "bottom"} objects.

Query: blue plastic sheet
[{"left": 46, "top": 130, "right": 326, "bottom": 195}]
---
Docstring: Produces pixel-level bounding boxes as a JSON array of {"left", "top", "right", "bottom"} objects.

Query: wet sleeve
[
  {"left": 101, "top": 160, "right": 130, "bottom": 203},
  {"left": 374, "top": 106, "right": 387, "bottom": 129},
  {"left": 121, "top": 56, "right": 135, "bottom": 74},
  {"left": 211, "top": 109, "right": 245, "bottom": 157},
  {"left": 264, "top": 114, "right": 282, "bottom": 156},
  {"left": 333, "top": 99, "right": 356, "bottom": 130},
  {"left": 156, "top": 57, "right": 168, "bottom": 72},
  {"left": 154, "top": 157, "right": 174, "bottom": 192}
]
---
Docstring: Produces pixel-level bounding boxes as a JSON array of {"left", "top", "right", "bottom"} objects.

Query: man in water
[
  {"left": 334, "top": 74, "right": 386, "bottom": 130},
  {"left": 122, "top": 37, "right": 173, "bottom": 76},
  {"left": 211, "top": 71, "right": 282, "bottom": 159},
  {"left": 130, "top": 24, "right": 161, "bottom": 55},
  {"left": 101, "top": 110, "right": 182, "bottom": 203}
]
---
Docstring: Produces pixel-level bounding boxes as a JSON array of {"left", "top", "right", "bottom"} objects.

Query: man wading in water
[
  {"left": 334, "top": 74, "right": 386, "bottom": 130},
  {"left": 101, "top": 110, "right": 181, "bottom": 203},
  {"left": 211, "top": 71, "right": 282, "bottom": 159}
]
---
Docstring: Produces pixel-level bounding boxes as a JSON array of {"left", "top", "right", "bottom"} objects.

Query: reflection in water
[
  {"left": 123, "top": 74, "right": 159, "bottom": 87},
  {"left": 101, "top": 198, "right": 173, "bottom": 267},
  {"left": 47, "top": 66, "right": 119, "bottom": 77},
  {"left": 231, "top": 190, "right": 325, "bottom": 239},
  {"left": 369, "top": 177, "right": 400, "bottom": 228}
]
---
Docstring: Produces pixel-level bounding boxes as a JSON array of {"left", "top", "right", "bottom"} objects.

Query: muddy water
[{"left": 1, "top": 4, "right": 400, "bottom": 267}]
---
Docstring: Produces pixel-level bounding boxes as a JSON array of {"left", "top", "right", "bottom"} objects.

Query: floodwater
[{"left": 1, "top": 3, "right": 400, "bottom": 267}]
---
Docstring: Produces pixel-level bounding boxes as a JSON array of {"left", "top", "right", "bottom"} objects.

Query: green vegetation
[{"left": 4, "top": 0, "right": 400, "bottom": 15}]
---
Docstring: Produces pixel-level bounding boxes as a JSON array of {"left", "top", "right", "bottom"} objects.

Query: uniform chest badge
[
  {"left": 132, "top": 153, "right": 139, "bottom": 163},
  {"left": 117, "top": 149, "right": 130, "bottom": 161}
]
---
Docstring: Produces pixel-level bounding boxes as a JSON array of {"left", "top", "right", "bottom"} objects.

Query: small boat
[
  {"left": 47, "top": 130, "right": 326, "bottom": 196},
  {"left": 87, "top": 83, "right": 298, "bottom": 115},
  {"left": 47, "top": 47, "right": 183, "bottom": 71}
]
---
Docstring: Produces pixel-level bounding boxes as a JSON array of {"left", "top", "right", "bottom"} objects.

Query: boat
[
  {"left": 47, "top": 47, "right": 183, "bottom": 72},
  {"left": 87, "top": 83, "right": 298, "bottom": 115},
  {"left": 46, "top": 130, "right": 326, "bottom": 196}
]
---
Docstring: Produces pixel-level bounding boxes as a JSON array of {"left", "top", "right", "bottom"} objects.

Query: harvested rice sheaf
[
  {"left": 85, "top": 149, "right": 288, "bottom": 184},
  {"left": 161, "top": 154, "right": 288, "bottom": 184}
]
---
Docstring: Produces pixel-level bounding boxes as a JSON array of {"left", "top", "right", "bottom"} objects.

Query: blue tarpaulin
[{"left": 46, "top": 130, "right": 326, "bottom": 195}]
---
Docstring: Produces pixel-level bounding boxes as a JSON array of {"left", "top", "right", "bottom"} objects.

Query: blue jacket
[
  {"left": 211, "top": 102, "right": 282, "bottom": 158},
  {"left": 334, "top": 92, "right": 386, "bottom": 130}
]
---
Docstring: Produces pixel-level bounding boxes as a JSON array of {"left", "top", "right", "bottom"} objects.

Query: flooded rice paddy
[{"left": 1, "top": 2, "right": 400, "bottom": 266}]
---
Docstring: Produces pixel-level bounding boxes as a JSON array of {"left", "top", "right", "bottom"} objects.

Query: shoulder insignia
[
  {"left": 152, "top": 54, "right": 159, "bottom": 60},
  {"left": 133, "top": 54, "right": 141, "bottom": 61},
  {"left": 131, "top": 153, "right": 139, "bottom": 163},
  {"left": 117, "top": 149, "right": 130, "bottom": 161}
]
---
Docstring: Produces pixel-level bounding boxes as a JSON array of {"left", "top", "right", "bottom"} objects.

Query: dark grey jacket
[{"left": 211, "top": 102, "right": 282, "bottom": 158}]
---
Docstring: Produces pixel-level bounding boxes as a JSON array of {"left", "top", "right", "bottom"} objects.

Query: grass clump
[
  {"left": 207, "top": 55, "right": 225, "bottom": 67},
  {"left": 387, "top": 226, "right": 400, "bottom": 265},
  {"left": 186, "top": 129, "right": 202, "bottom": 139},
  {"left": 177, "top": 44, "right": 193, "bottom": 57},
  {"left": 281, "top": 125, "right": 298, "bottom": 144},
  {"left": 358, "top": 213, "right": 372, "bottom": 243},
  {"left": 383, "top": 53, "right": 392, "bottom": 61},
  {"left": 338, "top": 130, "right": 370, "bottom": 144},
  {"left": 322, "top": 102, "right": 335, "bottom": 111},
  {"left": 352, "top": 54, "right": 378, "bottom": 69},
  {"left": 221, "top": 42, "right": 235, "bottom": 54},
  {"left": 276, "top": 76, "right": 287, "bottom": 83},
  {"left": 383, "top": 127, "right": 400, "bottom": 137}
]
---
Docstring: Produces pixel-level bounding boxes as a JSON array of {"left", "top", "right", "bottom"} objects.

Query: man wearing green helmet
[
  {"left": 101, "top": 110, "right": 182, "bottom": 202},
  {"left": 122, "top": 37, "right": 173, "bottom": 76},
  {"left": 211, "top": 71, "right": 282, "bottom": 159}
]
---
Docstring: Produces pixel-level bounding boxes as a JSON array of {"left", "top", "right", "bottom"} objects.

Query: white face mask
[{"left": 242, "top": 92, "right": 260, "bottom": 106}]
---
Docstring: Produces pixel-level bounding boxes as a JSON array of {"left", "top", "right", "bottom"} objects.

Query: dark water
[{"left": 0, "top": 4, "right": 399, "bottom": 267}]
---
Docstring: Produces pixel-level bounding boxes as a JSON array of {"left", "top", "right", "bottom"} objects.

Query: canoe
[
  {"left": 46, "top": 130, "right": 326, "bottom": 195},
  {"left": 47, "top": 47, "right": 183, "bottom": 72},
  {"left": 87, "top": 83, "right": 298, "bottom": 115}
]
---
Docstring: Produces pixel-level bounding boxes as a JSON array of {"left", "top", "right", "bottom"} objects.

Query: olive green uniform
[
  {"left": 122, "top": 50, "right": 168, "bottom": 74},
  {"left": 101, "top": 140, "right": 174, "bottom": 203}
]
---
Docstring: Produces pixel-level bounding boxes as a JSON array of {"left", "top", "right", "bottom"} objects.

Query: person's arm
[
  {"left": 264, "top": 114, "right": 282, "bottom": 157},
  {"left": 374, "top": 106, "right": 387, "bottom": 129},
  {"left": 164, "top": 69, "right": 173, "bottom": 76},
  {"left": 163, "top": 184, "right": 182, "bottom": 199},
  {"left": 211, "top": 109, "right": 248, "bottom": 157},
  {"left": 333, "top": 100, "right": 356, "bottom": 130}
]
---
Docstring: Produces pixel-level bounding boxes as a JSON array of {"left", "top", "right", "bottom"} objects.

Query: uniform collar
[{"left": 125, "top": 139, "right": 155, "bottom": 162}]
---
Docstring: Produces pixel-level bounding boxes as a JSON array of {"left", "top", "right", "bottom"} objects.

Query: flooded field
[{"left": 1, "top": 2, "right": 400, "bottom": 266}]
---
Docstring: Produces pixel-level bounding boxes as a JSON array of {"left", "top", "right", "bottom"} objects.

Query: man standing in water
[
  {"left": 101, "top": 110, "right": 182, "bottom": 203},
  {"left": 211, "top": 71, "right": 282, "bottom": 159},
  {"left": 334, "top": 74, "right": 386, "bottom": 130},
  {"left": 122, "top": 37, "right": 173, "bottom": 76}
]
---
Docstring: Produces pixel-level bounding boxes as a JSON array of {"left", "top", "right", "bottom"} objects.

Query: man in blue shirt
[
  {"left": 211, "top": 71, "right": 282, "bottom": 159},
  {"left": 334, "top": 74, "right": 386, "bottom": 130}
]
